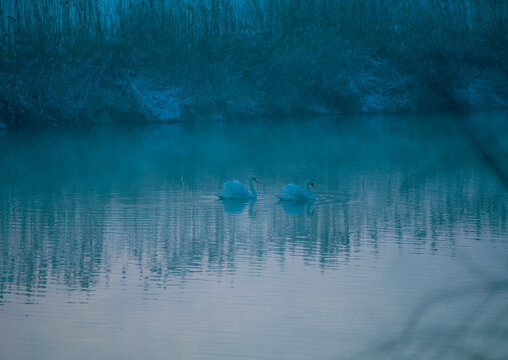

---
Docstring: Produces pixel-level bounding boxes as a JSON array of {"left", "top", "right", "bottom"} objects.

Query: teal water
[{"left": 0, "top": 113, "right": 507, "bottom": 360}]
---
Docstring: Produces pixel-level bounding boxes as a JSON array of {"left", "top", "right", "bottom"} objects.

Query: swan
[
  {"left": 217, "top": 176, "right": 257, "bottom": 199},
  {"left": 276, "top": 180, "right": 316, "bottom": 201}
]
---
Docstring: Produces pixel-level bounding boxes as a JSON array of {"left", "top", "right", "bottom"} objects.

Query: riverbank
[
  {"left": 2, "top": 49, "right": 507, "bottom": 129},
  {"left": 2, "top": 0, "right": 508, "bottom": 128}
]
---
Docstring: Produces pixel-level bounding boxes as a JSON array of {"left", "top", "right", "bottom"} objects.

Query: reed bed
[
  {"left": 1, "top": 0, "right": 507, "bottom": 127},
  {"left": 2, "top": 1, "right": 508, "bottom": 54}
]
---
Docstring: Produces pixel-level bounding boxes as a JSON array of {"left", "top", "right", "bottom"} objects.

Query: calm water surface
[{"left": 1, "top": 113, "right": 507, "bottom": 359}]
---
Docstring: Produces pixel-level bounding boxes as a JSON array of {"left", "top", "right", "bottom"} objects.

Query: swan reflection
[
  {"left": 221, "top": 198, "right": 256, "bottom": 215},
  {"left": 280, "top": 199, "right": 314, "bottom": 216}
]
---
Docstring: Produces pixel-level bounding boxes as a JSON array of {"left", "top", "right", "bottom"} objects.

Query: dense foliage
[{"left": 1, "top": 0, "right": 508, "bottom": 127}]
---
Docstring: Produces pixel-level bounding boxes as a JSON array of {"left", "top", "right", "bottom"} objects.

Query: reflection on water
[
  {"left": 221, "top": 198, "right": 256, "bottom": 215},
  {"left": 0, "top": 113, "right": 507, "bottom": 359},
  {"left": 279, "top": 200, "right": 314, "bottom": 216}
]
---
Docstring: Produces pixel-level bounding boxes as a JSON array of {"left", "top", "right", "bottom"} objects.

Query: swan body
[
  {"left": 217, "top": 176, "right": 257, "bottom": 199},
  {"left": 276, "top": 180, "right": 316, "bottom": 201}
]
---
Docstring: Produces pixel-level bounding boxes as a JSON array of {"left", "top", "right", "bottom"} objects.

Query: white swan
[
  {"left": 217, "top": 176, "right": 257, "bottom": 199},
  {"left": 276, "top": 180, "right": 316, "bottom": 201}
]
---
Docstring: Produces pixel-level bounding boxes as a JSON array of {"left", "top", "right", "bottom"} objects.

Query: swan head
[
  {"left": 305, "top": 180, "right": 315, "bottom": 189},
  {"left": 248, "top": 176, "right": 257, "bottom": 183}
]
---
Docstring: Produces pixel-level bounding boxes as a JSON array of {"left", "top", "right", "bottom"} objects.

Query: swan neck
[{"left": 248, "top": 179, "right": 257, "bottom": 196}]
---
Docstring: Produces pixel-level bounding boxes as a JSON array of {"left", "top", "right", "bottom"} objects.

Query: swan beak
[
  {"left": 311, "top": 182, "right": 315, "bottom": 188},
  {"left": 253, "top": 178, "right": 257, "bottom": 183}
]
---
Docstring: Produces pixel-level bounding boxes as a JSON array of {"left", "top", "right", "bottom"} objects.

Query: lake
[{"left": 1, "top": 112, "right": 507, "bottom": 359}]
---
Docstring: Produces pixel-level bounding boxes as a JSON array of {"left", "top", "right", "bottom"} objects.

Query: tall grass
[
  {"left": 2, "top": 0, "right": 507, "bottom": 57},
  {"left": 3, "top": 0, "right": 507, "bottom": 86},
  {"left": 1, "top": 1, "right": 507, "bottom": 126}
]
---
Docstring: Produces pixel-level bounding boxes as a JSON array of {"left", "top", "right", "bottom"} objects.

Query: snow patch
[
  {"left": 454, "top": 69, "right": 508, "bottom": 108},
  {"left": 130, "top": 79, "right": 182, "bottom": 122}
]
